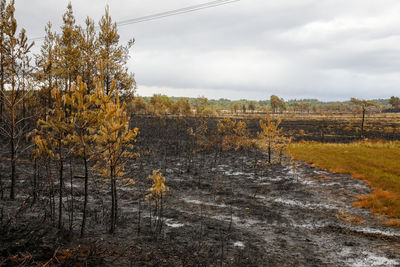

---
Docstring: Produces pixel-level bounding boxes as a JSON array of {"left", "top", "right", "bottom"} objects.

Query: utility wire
[
  {"left": 29, "top": 0, "right": 240, "bottom": 42},
  {"left": 117, "top": 0, "right": 239, "bottom": 26}
]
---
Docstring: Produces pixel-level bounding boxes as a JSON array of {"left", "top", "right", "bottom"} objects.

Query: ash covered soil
[{"left": 1, "top": 150, "right": 400, "bottom": 266}]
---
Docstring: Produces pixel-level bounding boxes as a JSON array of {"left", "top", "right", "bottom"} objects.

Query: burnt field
[
  {"left": 1, "top": 115, "right": 400, "bottom": 266},
  {"left": 134, "top": 114, "right": 400, "bottom": 144}
]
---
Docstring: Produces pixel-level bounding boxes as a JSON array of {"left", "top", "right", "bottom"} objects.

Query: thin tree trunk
[
  {"left": 33, "top": 158, "right": 38, "bottom": 203},
  {"left": 48, "top": 76, "right": 52, "bottom": 108},
  {"left": 10, "top": 92, "right": 16, "bottom": 200},
  {"left": 81, "top": 155, "right": 89, "bottom": 238},
  {"left": 268, "top": 144, "right": 271, "bottom": 164},
  {"left": 58, "top": 140, "right": 64, "bottom": 229},
  {"left": 113, "top": 178, "right": 118, "bottom": 228},
  {"left": 22, "top": 67, "right": 26, "bottom": 124},
  {"left": 0, "top": 41, "right": 4, "bottom": 121},
  {"left": 361, "top": 107, "right": 365, "bottom": 138},
  {"left": 137, "top": 199, "right": 141, "bottom": 235},
  {"left": 110, "top": 165, "right": 115, "bottom": 233},
  {"left": 69, "top": 158, "right": 73, "bottom": 231}
]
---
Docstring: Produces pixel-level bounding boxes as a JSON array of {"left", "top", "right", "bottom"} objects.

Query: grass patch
[{"left": 289, "top": 140, "right": 400, "bottom": 224}]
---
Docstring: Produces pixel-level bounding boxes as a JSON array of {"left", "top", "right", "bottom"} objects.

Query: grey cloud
[{"left": 12, "top": 0, "right": 400, "bottom": 100}]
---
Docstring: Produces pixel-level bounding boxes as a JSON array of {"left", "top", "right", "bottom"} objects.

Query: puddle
[
  {"left": 182, "top": 197, "right": 228, "bottom": 208},
  {"left": 165, "top": 219, "right": 185, "bottom": 228},
  {"left": 313, "top": 170, "right": 331, "bottom": 175},
  {"left": 233, "top": 241, "right": 245, "bottom": 248},
  {"left": 341, "top": 247, "right": 399, "bottom": 266},
  {"left": 264, "top": 176, "right": 286, "bottom": 182},
  {"left": 271, "top": 197, "right": 340, "bottom": 211},
  {"left": 224, "top": 171, "right": 252, "bottom": 177},
  {"left": 291, "top": 223, "right": 327, "bottom": 230},
  {"left": 211, "top": 214, "right": 260, "bottom": 228},
  {"left": 349, "top": 226, "right": 400, "bottom": 238}
]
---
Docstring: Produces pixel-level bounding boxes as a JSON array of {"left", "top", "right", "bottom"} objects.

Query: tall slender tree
[
  {"left": 79, "top": 17, "right": 97, "bottom": 93},
  {"left": 57, "top": 2, "right": 80, "bottom": 95},
  {"left": 0, "top": 0, "right": 8, "bottom": 199},
  {"left": 63, "top": 76, "right": 99, "bottom": 237},
  {"left": 35, "top": 22, "right": 58, "bottom": 108},
  {"left": 350, "top": 98, "right": 377, "bottom": 138},
  {"left": 0, "top": 0, "right": 33, "bottom": 199},
  {"left": 98, "top": 6, "right": 135, "bottom": 96},
  {"left": 34, "top": 88, "right": 70, "bottom": 228},
  {"left": 92, "top": 67, "right": 139, "bottom": 233},
  {"left": 0, "top": 0, "right": 7, "bottom": 122}
]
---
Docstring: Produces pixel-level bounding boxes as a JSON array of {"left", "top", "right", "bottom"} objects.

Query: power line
[
  {"left": 117, "top": 0, "right": 239, "bottom": 26},
  {"left": 29, "top": 0, "right": 240, "bottom": 42}
]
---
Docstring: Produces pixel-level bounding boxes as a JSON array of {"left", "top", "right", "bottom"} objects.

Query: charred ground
[{"left": 1, "top": 115, "right": 400, "bottom": 266}]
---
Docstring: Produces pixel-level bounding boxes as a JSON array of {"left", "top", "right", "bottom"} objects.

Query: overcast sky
[{"left": 14, "top": 0, "right": 400, "bottom": 101}]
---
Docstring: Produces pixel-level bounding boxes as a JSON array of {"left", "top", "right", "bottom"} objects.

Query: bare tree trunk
[
  {"left": 58, "top": 140, "right": 64, "bottom": 229},
  {"left": 0, "top": 44, "right": 4, "bottom": 122},
  {"left": 10, "top": 86, "right": 16, "bottom": 200},
  {"left": 113, "top": 178, "right": 118, "bottom": 229},
  {"left": 33, "top": 158, "right": 38, "bottom": 203},
  {"left": 81, "top": 155, "right": 89, "bottom": 238},
  {"left": 69, "top": 158, "right": 74, "bottom": 231},
  {"left": 361, "top": 107, "right": 365, "bottom": 138},
  {"left": 268, "top": 142, "right": 272, "bottom": 164},
  {"left": 137, "top": 199, "right": 141, "bottom": 235},
  {"left": 110, "top": 165, "right": 115, "bottom": 233},
  {"left": 10, "top": 126, "right": 16, "bottom": 200}
]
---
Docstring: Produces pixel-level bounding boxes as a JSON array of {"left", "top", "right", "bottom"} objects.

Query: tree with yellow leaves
[
  {"left": 171, "top": 98, "right": 192, "bottom": 117},
  {"left": 207, "top": 117, "right": 250, "bottom": 168},
  {"left": 32, "top": 88, "right": 70, "bottom": 229},
  {"left": 92, "top": 73, "right": 139, "bottom": 234},
  {"left": 63, "top": 76, "right": 100, "bottom": 237},
  {"left": 145, "top": 170, "right": 168, "bottom": 234},
  {"left": 258, "top": 112, "right": 288, "bottom": 164},
  {"left": 217, "top": 117, "right": 249, "bottom": 152},
  {"left": 0, "top": 0, "right": 34, "bottom": 200},
  {"left": 98, "top": 5, "right": 135, "bottom": 96}
]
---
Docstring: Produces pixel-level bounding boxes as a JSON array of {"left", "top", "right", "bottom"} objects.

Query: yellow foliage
[
  {"left": 258, "top": 112, "right": 290, "bottom": 163},
  {"left": 62, "top": 76, "right": 100, "bottom": 158},
  {"left": 122, "top": 178, "right": 136, "bottom": 185},
  {"left": 146, "top": 170, "right": 169, "bottom": 201},
  {"left": 92, "top": 76, "right": 139, "bottom": 180},
  {"left": 215, "top": 117, "right": 250, "bottom": 151},
  {"left": 31, "top": 88, "right": 70, "bottom": 160}
]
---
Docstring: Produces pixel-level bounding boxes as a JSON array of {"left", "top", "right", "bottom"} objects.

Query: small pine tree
[
  {"left": 57, "top": 3, "right": 81, "bottom": 94},
  {"left": 350, "top": 98, "right": 377, "bottom": 138},
  {"left": 258, "top": 112, "right": 285, "bottom": 164},
  {"left": 78, "top": 17, "right": 97, "bottom": 93},
  {"left": 63, "top": 76, "right": 100, "bottom": 237},
  {"left": 35, "top": 22, "right": 57, "bottom": 109},
  {"left": 216, "top": 117, "right": 249, "bottom": 152},
  {"left": 0, "top": 0, "right": 33, "bottom": 199},
  {"left": 98, "top": 6, "right": 135, "bottom": 96},
  {"left": 92, "top": 72, "right": 139, "bottom": 234},
  {"left": 145, "top": 170, "right": 168, "bottom": 234},
  {"left": 33, "top": 88, "right": 70, "bottom": 229}
]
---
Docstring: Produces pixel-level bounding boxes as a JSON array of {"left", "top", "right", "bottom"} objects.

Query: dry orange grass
[
  {"left": 383, "top": 219, "right": 400, "bottom": 228},
  {"left": 289, "top": 140, "right": 400, "bottom": 227}
]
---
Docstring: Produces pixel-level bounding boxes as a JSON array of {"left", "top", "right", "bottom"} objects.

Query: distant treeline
[{"left": 131, "top": 94, "right": 399, "bottom": 115}]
